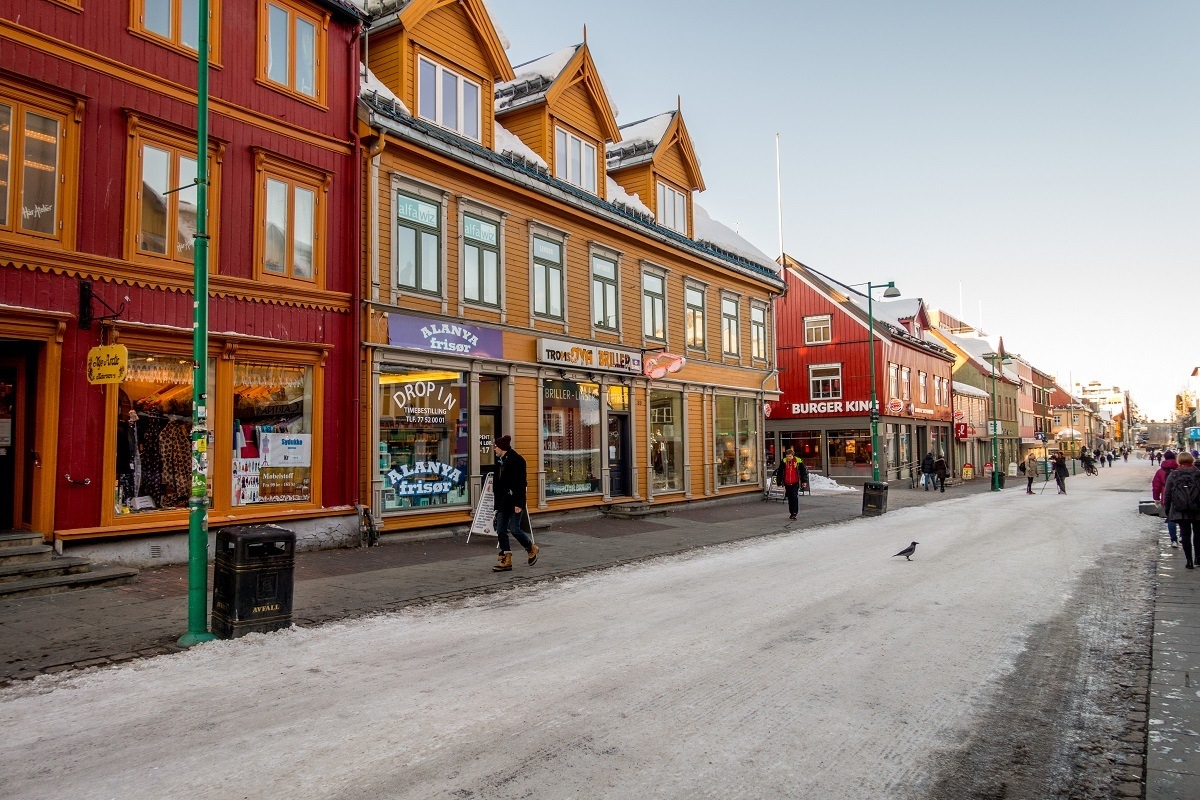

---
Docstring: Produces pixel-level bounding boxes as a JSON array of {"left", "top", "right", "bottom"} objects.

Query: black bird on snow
[{"left": 892, "top": 541, "right": 919, "bottom": 561}]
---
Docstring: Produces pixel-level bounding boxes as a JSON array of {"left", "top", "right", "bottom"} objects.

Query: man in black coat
[{"left": 491, "top": 435, "right": 538, "bottom": 572}]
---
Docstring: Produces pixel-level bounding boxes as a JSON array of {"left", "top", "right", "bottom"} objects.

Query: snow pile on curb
[{"left": 809, "top": 474, "right": 857, "bottom": 493}]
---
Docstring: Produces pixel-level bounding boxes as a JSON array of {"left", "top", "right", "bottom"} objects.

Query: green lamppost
[
  {"left": 983, "top": 351, "right": 1010, "bottom": 491},
  {"left": 852, "top": 281, "right": 901, "bottom": 482}
]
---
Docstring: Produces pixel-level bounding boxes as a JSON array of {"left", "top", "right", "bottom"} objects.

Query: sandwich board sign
[{"left": 467, "top": 473, "right": 497, "bottom": 543}]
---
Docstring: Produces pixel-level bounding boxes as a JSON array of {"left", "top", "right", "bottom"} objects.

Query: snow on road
[{"left": 0, "top": 464, "right": 1158, "bottom": 799}]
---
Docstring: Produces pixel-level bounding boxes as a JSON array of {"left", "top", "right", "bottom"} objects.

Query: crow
[{"left": 892, "top": 541, "right": 919, "bottom": 561}]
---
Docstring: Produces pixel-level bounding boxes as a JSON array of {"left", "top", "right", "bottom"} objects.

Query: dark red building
[
  {"left": 765, "top": 258, "right": 954, "bottom": 483},
  {"left": 0, "top": 0, "right": 363, "bottom": 562}
]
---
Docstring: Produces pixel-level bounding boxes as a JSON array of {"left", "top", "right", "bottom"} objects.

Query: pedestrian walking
[
  {"left": 1053, "top": 452, "right": 1069, "bottom": 494},
  {"left": 1162, "top": 451, "right": 1200, "bottom": 570},
  {"left": 1153, "top": 450, "right": 1180, "bottom": 548},
  {"left": 1123, "top": 450, "right": 1129, "bottom": 463},
  {"left": 934, "top": 452, "right": 949, "bottom": 492},
  {"left": 1106, "top": 452, "right": 1114, "bottom": 467},
  {"left": 1023, "top": 451, "right": 1038, "bottom": 494},
  {"left": 773, "top": 448, "right": 809, "bottom": 520},
  {"left": 490, "top": 435, "right": 539, "bottom": 572},
  {"left": 921, "top": 452, "right": 936, "bottom": 491}
]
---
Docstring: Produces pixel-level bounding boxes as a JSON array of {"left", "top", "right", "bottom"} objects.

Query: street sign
[
  {"left": 1034, "top": 432, "right": 1046, "bottom": 441},
  {"left": 988, "top": 421, "right": 1003, "bottom": 435}
]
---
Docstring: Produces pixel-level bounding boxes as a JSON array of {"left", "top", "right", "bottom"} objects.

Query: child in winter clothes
[{"left": 1153, "top": 451, "right": 1180, "bottom": 547}]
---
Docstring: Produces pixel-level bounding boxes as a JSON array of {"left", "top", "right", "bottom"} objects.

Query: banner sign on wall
[
  {"left": 537, "top": 338, "right": 642, "bottom": 374},
  {"left": 388, "top": 312, "right": 503, "bottom": 358}
]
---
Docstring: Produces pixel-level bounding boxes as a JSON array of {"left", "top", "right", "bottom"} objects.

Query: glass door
[{"left": 608, "top": 414, "right": 629, "bottom": 497}]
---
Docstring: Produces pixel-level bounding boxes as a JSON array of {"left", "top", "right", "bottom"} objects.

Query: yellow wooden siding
[
  {"left": 656, "top": 140, "right": 692, "bottom": 190},
  {"left": 554, "top": 82, "right": 606, "bottom": 145},
  {"left": 608, "top": 167, "right": 653, "bottom": 212},
  {"left": 498, "top": 106, "right": 548, "bottom": 162},
  {"left": 409, "top": 4, "right": 493, "bottom": 79},
  {"left": 366, "top": 31, "right": 404, "bottom": 102},
  {"left": 511, "top": 375, "right": 540, "bottom": 453}
]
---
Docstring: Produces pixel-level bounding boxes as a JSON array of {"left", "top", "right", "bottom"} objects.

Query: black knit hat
[{"left": 495, "top": 435, "right": 512, "bottom": 452}]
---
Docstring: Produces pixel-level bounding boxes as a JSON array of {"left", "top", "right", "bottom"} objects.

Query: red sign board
[{"left": 954, "top": 422, "right": 969, "bottom": 439}]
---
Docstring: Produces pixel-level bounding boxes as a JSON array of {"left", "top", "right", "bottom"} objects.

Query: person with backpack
[
  {"left": 1163, "top": 450, "right": 1200, "bottom": 569},
  {"left": 773, "top": 448, "right": 809, "bottom": 520},
  {"left": 920, "top": 452, "right": 936, "bottom": 491},
  {"left": 1053, "top": 452, "right": 1069, "bottom": 494},
  {"left": 933, "top": 452, "right": 949, "bottom": 493},
  {"left": 1153, "top": 451, "right": 1180, "bottom": 548}
]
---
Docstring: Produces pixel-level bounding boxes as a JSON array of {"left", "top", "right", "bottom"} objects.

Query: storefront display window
[
  {"left": 828, "top": 429, "right": 872, "bottom": 478},
  {"left": 650, "top": 389, "right": 682, "bottom": 493},
  {"left": 233, "top": 362, "right": 314, "bottom": 506},
  {"left": 779, "top": 430, "right": 822, "bottom": 471},
  {"left": 716, "top": 396, "right": 758, "bottom": 486},
  {"left": 377, "top": 369, "right": 468, "bottom": 512},
  {"left": 114, "top": 353, "right": 211, "bottom": 515},
  {"left": 543, "top": 379, "right": 601, "bottom": 496}
]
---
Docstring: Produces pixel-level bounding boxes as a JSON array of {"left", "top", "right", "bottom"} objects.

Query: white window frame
[
  {"left": 417, "top": 56, "right": 482, "bottom": 142},
  {"left": 919, "top": 371, "right": 928, "bottom": 403},
  {"left": 590, "top": 246, "right": 621, "bottom": 333},
  {"left": 642, "top": 269, "right": 667, "bottom": 342},
  {"left": 809, "top": 363, "right": 843, "bottom": 401},
  {"left": 685, "top": 284, "right": 706, "bottom": 351},
  {"left": 901, "top": 367, "right": 911, "bottom": 401},
  {"left": 555, "top": 127, "right": 597, "bottom": 194},
  {"left": 804, "top": 315, "right": 832, "bottom": 345},
  {"left": 721, "top": 295, "right": 740, "bottom": 356},
  {"left": 750, "top": 303, "right": 768, "bottom": 361},
  {"left": 460, "top": 209, "right": 502, "bottom": 309},
  {"left": 531, "top": 229, "right": 565, "bottom": 321},
  {"left": 656, "top": 181, "right": 687, "bottom": 234},
  {"left": 394, "top": 188, "right": 443, "bottom": 297},
  {"left": 888, "top": 363, "right": 898, "bottom": 399}
]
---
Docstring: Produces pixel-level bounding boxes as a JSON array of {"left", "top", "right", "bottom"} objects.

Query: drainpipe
[{"left": 349, "top": 23, "right": 364, "bottom": 510}]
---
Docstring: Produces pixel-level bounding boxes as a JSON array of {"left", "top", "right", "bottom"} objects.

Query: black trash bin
[
  {"left": 995, "top": 471, "right": 1006, "bottom": 490},
  {"left": 862, "top": 481, "right": 889, "bottom": 517},
  {"left": 211, "top": 525, "right": 296, "bottom": 639}
]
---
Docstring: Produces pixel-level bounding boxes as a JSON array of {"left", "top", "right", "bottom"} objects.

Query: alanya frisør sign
[{"left": 387, "top": 312, "right": 503, "bottom": 358}]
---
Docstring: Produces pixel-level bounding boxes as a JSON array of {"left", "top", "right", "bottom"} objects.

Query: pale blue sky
[{"left": 491, "top": 0, "right": 1198, "bottom": 419}]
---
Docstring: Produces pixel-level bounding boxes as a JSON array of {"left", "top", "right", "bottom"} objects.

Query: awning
[{"left": 1055, "top": 428, "right": 1085, "bottom": 439}]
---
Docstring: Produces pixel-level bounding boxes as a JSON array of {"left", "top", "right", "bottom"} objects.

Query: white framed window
[
  {"left": 804, "top": 315, "right": 832, "bottom": 345},
  {"left": 810, "top": 364, "right": 842, "bottom": 401},
  {"left": 685, "top": 286, "right": 705, "bottom": 349},
  {"left": 888, "top": 363, "right": 898, "bottom": 399},
  {"left": 555, "top": 128, "right": 597, "bottom": 193},
  {"left": 418, "top": 57, "right": 481, "bottom": 142},
  {"left": 919, "top": 372, "right": 927, "bottom": 403},
  {"left": 657, "top": 181, "right": 687, "bottom": 234},
  {"left": 721, "top": 296, "right": 739, "bottom": 356},
  {"left": 592, "top": 253, "right": 619, "bottom": 330},
  {"left": 901, "top": 367, "right": 911, "bottom": 401},
  {"left": 750, "top": 304, "right": 767, "bottom": 360},
  {"left": 395, "top": 190, "right": 441, "bottom": 295},
  {"left": 462, "top": 214, "right": 499, "bottom": 307},
  {"left": 532, "top": 235, "right": 564, "bottom": 319},
  {"left": 642, "top": 272, "right": 666, "bottom": 341}
]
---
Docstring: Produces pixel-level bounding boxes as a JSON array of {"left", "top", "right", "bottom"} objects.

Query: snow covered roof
[
  {"left": 360, "top": 66, "right": 409, "bottom": 114},
  {"left": 845, "top": 295, "right": 924, "bottom": 330},
  {"left": 495, "top": 45, "right": 579, "bottom": 112},
  {"left": 952, "top": 381, "right": 991, "bottom": 399},
  {"left": 495, "top": 121, "right": 547, "bottom": 172},
  {"left": 692, "top": 205, "right": 778, "bottom": 274},
  {"left": 606, "top": 177, "right": 653, "bottom": 220},
  {"left": 938, "top": 328, "right": 1020, "bottom": 383},
  {"left": 606, "top": 112, "right": 674, "bottom": 170}
]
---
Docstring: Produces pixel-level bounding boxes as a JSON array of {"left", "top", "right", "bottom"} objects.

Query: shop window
[
  {"left": 685, "top": 286, "right": 705, "bottom": 349},
  {"left": 591, "top": 254, "right": 618, "bottom": 331},
  {"left": 114, "top": 353, "right": 212, "bottom": 515},
  {"left": 543, "top": 379, "right": 601, "bottom": 496},
  {"left": 751, "top": 304, "right": 767, "bottom": 360},
  {"left": 259, "top": 0, "right": 327, "bottom": 103},
  {"left": 809, "top": 364, "right": 842, "bottom": 400},
  {"left": 377, "top": 369, "right": 468, "bottom": 512},
  {"left": 396, "top": 191, "right": 441, "bottom": 295},
  {"left": 779, "top": 430, "right": 822, "bottom": 471},
  {"left": 0, "top": 87, "right": 74, "bottom": 244},
  {"left": 827, "top": 429, "right": 873, "bottom": 479},
  {"left": 650, "top": 389, "right": 682, "bottom": 493},
  {"left": 462, "top": 214, "right": 499, "bottom": 307},
  {"left": 232, "top": 362, "right": 313, "bottom": 506},
  {"left": 642, "top": 272, "right": 665, "bottom": 341},
  {"left": 418, "top": 57, "right": 482, "bottom": 142},
  {"left": 715, "top": 396, "right": 758, "bottom": 487},
  {"left": 133, "top": 0, "right": 222, "bottom": 59},
  {"left": 532, "top": 236, "right": 563, "bottom": 319},
  {"left": 125, "top": 118, "right": 221, "bottom": 267},
  {"left": 721, "top": 297, "right": 739, "bottom": 356},
  {"left": 253, "top": 149, "right": 328, "bottom": 287}
]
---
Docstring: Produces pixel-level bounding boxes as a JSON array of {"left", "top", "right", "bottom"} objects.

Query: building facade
[
  {"left": 357, "top": 0, "right": 784, "bottom": 531},
  {"left": 0, "top": 0, "right": 364, "bottom": 561}
]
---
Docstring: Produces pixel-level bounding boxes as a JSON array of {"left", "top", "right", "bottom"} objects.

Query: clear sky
[{"left": 490, "top": 0, "right": 1198, "bottom": 420}]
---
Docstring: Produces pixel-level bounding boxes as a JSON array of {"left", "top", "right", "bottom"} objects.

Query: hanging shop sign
[
  {"left": 85, "top": 343, "right": 128, "bottom": 385},
  {"left": 953, "top": 409, "right": 965, "bottom": 422},
  {"left": 886, "top": 398, "right": 904, "bottom": 414},
  {"left": 643, "top": 352, "right": 686, "bottom": 379},
  {"left": 388, "top": 312, "right": 503, "bottom": 358},
  {"left": 954, "top": 423, "right": 969, "bottom": 439},
  {"left": 386, "top": 460, "right": 465, "bottom": 499},
  {"left": 537, "top": 338, "right": 642, "bottom": 374}
]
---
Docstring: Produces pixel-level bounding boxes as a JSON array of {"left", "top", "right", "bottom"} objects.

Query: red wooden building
[
  {"left": 766, "top": 258, "right": 955, "bottom": 483},
  {"left": 0, "top": 0, "right": 363, "bottom": 562}
]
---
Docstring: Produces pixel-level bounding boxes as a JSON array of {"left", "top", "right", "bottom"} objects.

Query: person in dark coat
[
  {"left": 1106, "top": 452, "right": 1114, "bottom": 467},
  {"left": 933, "top": 452, "right": 949, "bottom": 492},
  {"left": 1163, "top": 451, "right": 1200, "bottom": 569},
  {"left": 773, "top": 448, "right": 809, "bottom": 520},
  {"left": 1153, "top": 451, "right": 1180, "bottom": 547},
  {"left": 1053, "top": 452, "right": 1069, "bottom": 494},
  {"left": 920, "top": 452, "right": 936, "bottom": 491},
  {"left": 490, "top": 435, "right": 538, "bottom": 572}
]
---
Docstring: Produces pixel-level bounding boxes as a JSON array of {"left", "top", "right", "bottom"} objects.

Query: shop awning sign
[
  {"left": 388, "top": 312, "right": 503, "bottom": 359},
  {"left": 537, "top": 338, "right": 642, "bottom": 374}
]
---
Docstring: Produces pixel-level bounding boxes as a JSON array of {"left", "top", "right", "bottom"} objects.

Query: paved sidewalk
[
  {"left": 0, "top": 478, "right": 989, "bottom": 683},
  {"left": 1148, "top": 527, "right": 1200, "bottom": 799}
]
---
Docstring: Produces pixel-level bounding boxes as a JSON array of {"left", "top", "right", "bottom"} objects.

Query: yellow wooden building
[{"left": 358, "top": 0, "right": 784, "bottom": 531}]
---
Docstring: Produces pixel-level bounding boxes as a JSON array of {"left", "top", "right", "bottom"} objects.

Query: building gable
[
  {"left": 399, "top": 0, "right": 514, "bottom": 82},
  {"left": 544, "top": 45, "right": 620, "bottom": 144}
]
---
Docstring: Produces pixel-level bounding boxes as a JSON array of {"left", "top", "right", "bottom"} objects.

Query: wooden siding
[
  {"left": 411, "top": 2, "right": 494, "bottom": 80},
  {"left": 608, "top": 166, "right": 653, "bottom": 214},
  {"left": 554, "top": 81, "right": 606, "bottom": 145},
  {"left": 656, "top": 143, "right": 692, "bottom": 193},
  {"left": 497, "top": 105, "right": 547, "bottom": 162}
]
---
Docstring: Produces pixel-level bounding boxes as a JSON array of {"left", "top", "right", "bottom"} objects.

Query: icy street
[{"left": 0, "top": 465, "right": 1158, "bottom": 799}]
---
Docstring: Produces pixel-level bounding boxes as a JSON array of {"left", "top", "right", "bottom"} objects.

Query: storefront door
[
  {"left": 478, "top": 408, "right": 501, "bottom": 483},
  {"left": 0, "top": 355, "right": 31, "bottom": 532},
  {"left": 608, "top": 414, "right": 629, "bottom": 497}
]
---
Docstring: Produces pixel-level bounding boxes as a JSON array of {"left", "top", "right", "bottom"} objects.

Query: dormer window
[
  {"left": 555, "top": 128, "right": 596, "bottom": 194},
  {"left": 418, "top": 57, "right": 481, "bottom": 142},
  {"left": 657, "top": 181, "right": 687, "bottom": 234}
]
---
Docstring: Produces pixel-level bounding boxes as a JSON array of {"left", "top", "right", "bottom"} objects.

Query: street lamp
[
  {"left": 983, "top": 351, "right": 1011, "bottom": 491},
  {"left": 851, "top": 281, "right": 901, "bottom": 482}
]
